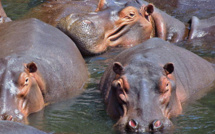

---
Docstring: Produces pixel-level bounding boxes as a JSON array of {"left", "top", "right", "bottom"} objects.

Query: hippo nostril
[
  {"left": 83, "top": 19, "right": 92, "bottom": 25},
  {"left": 1, "top": 114, "right": 13, "bottom": 121},
  {"left": 150, "top": 119, "right": 163, "bottom": 131},
  {"left": 128, "top": 119, "right": 138, "bottom": 129},
  {"left": 7, "top": 115, "right": 13, "bottom": 121}
]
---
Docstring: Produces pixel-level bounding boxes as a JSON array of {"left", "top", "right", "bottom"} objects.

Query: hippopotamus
[
  {"left": 57, "top": 0, "right": 215, "bottom": 56},
  {"left": 146, "top": 0, "right": 215, "bottom": 22},
  {"left": 99, "top": 38, "right": 215, "bottom": 133},
  {"left": 0, "top": 0, "right": 11, "bottom": 23},
  {"left": 23, "top": 0, "right": 99, "bottom": 26},
  {"left": 0, "top": 121, "right": 49, "bottom": 134},
  {"left": 0, "top": 18, "right": 88, "bottom": 122}
]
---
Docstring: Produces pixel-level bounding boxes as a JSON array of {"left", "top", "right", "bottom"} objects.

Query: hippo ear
[
  {"left": 141, "top": 4, "right": 154, "bottom": 17},
  {"left": 163, "top": 63, "right": 174, "bottom": 75},
  {"left": 26, "top": 62, "right": 37, "bottom": 73},
  {"left": 96, "top": 0, "right": 107, "bottom": 11},
  {"left": 113, "top": 62, "right": 124, "bottom": 75},
  {"left": 96, "top": 0, "right": 122, "bottom": 11}
]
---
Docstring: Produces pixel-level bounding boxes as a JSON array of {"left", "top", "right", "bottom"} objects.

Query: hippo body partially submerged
[
  {"left": 0, "top": 18, "right": 88, "bottom": 122},
  {"left": 0, "top": 121, "right": 49, "bottom": 134},
  {"left": 24, "top": 0, "right": 99, "bottom": 26},
  {"left": 146, "top": 0, "right": 215, "bottom": 22},
  {"left": 99, "top": 38, "right": 215, "bottom": 132},
  {"left": 58, "top": 0, "right": 215, "bottom": 55}
]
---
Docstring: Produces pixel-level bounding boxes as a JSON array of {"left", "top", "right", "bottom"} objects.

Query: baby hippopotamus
[{"left": 99, "top": 38, "right": 215, "bottom": 133}]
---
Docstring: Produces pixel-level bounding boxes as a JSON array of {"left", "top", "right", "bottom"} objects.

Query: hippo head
[
  {"left": 58, "top": 0, "right": 157, "bottom": 55},
  {"left": 0, "top": 60, "right": 45, "bottom": 122},
  {"left": 107, "top": 61, "right": 182, "bottom": 133}
]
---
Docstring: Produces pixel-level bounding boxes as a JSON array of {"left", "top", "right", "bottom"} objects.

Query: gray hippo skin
[
  {"left": 58, "top": 0, "right": 215, "bottom": 56},
  {"left": 23, "top": 0, "right": 99, "bottom": 26},
  {"left": 189, "top": 16, "right": 215, "bottom": 39},
  {"left": 0, "top": 121, "right": 49, "bottom": 134},
  {"left": 0, "top": 18, "right": 88, "bottom": 122},
  {"left": 99, "top": 38, "right": 215, "bottom": 133}
]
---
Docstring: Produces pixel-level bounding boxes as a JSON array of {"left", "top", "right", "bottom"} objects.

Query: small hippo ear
[
  {"left": 26, "top": 62, "right": 37, "bottom": 73},
  {"left": 96, "top": 0, "right": 107, "bottom": 11},
  {"left": 141, "top": 3, "right": 154, "bottom": 16},
  {"left": 163, "top": 63, "right": 174, "bottom": 75},
  {"left": 113, "top": 62, "right": 124, "bottom": 75}
]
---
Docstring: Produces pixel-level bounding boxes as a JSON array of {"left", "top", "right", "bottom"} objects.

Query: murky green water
[{"left": 2, "top": 0, "right": 215, "bottom": 134}]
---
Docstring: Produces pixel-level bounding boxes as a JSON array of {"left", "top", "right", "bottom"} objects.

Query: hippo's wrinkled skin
[
  {"left": 0, "top": 0, "right": 11, "bottom": 24},
  {"left": 58, "top": 0, "right": 215, "bottom": 56},
  {"left": 0, "top": 18, "right": 88, "bottom": 122},
  {"left": 24, "top": 0, "right": 99, "bottom": 26},
  {"left": 99, "top": 38, "right": 215, "bottom": 133},
  {"left": 0, "top": 121, "right": 49, "bottom": 134}
]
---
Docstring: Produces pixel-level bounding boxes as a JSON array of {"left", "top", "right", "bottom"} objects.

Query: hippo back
[{"left": 0, "top": 121, "right": 49, "bottom": 134}]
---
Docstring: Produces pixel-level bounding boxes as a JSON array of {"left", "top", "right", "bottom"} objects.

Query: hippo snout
[
  {"left": 1, "top": 114, "right": 13, "bottom": 121},
  {"left": 126, "top": 119, "right": 164, "bottom": 132},
  {"left": 58, "top": 14, "right": 107, "bottom": 55},
  {"left": 0, "top": 111, "right": 24, "bottom": 122}
]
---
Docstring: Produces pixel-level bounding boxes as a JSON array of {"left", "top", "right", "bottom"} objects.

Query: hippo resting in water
[
  {"left": 0, "top": 0, "right": 11, "bottom": 23},
  {"left": 99, "top": 38, "right": 215, "bottom": 133},
  {"left": 0, "top": 18, "right": 88, "bottom": 122},
  {"left": 58, "top": 0, "right": 215, "bottom": 56},
  {"left": 0, "top": 121, "right": 49, "bottom": 134}
]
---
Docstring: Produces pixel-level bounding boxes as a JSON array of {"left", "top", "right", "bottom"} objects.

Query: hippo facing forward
[
  {"left": 58, "top": 0, "right": 215, "bottom": 56},
  {"left": 0, "top": 18, "right": 88, "bottom": 122},
  {"left": 99, "top": 38, "right": 215, "bottom": 133}
]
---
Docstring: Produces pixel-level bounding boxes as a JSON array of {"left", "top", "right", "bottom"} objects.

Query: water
[{"left": 2, "top": 0, "right": 215, "bottom": 134}]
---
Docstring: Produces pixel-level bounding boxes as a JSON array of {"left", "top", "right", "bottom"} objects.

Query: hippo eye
[
  {"left": 129, "top": 12, "right": 135, "bottom": 17},
  {"left": 24, "top": 78, "right": 29, "bottom": 85},
  {"left": 166, "top": 83, "right": 169, "bottom": 87}
]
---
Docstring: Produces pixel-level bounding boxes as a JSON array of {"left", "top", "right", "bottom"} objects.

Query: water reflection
[{"left": 2, "top": 0, "right": 45, "bottom": 20}]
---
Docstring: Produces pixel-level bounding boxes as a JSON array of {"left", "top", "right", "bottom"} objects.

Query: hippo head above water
[
  {"left": 0, "top": 60, "right": 45, "bottom": 122},
  {"left": 107, "top": 62, "right": 181, "bottom": 132},
  {"left": 57, "top": 0, "right": 165, "bottom": 55}
]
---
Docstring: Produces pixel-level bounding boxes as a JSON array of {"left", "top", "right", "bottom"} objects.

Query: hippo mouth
[{"left": 105, "top": 23, "right": 132, "bottom": 47}]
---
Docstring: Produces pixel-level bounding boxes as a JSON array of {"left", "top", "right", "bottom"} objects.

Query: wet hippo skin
[
  {"left": 0, "top": 121, "right": 49, "bottom": 134},
  {"left": 57, "top": 0, "right": 215, "bottom": 56},
  {"left": 99, "top": 38, "right": 215, "bottom": 133},
  {"left": 0, "top": 18, "right": 88, "bottom": 122},
  {"left": 23, "top": 0, "right": 99, "bottom": 26}
]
